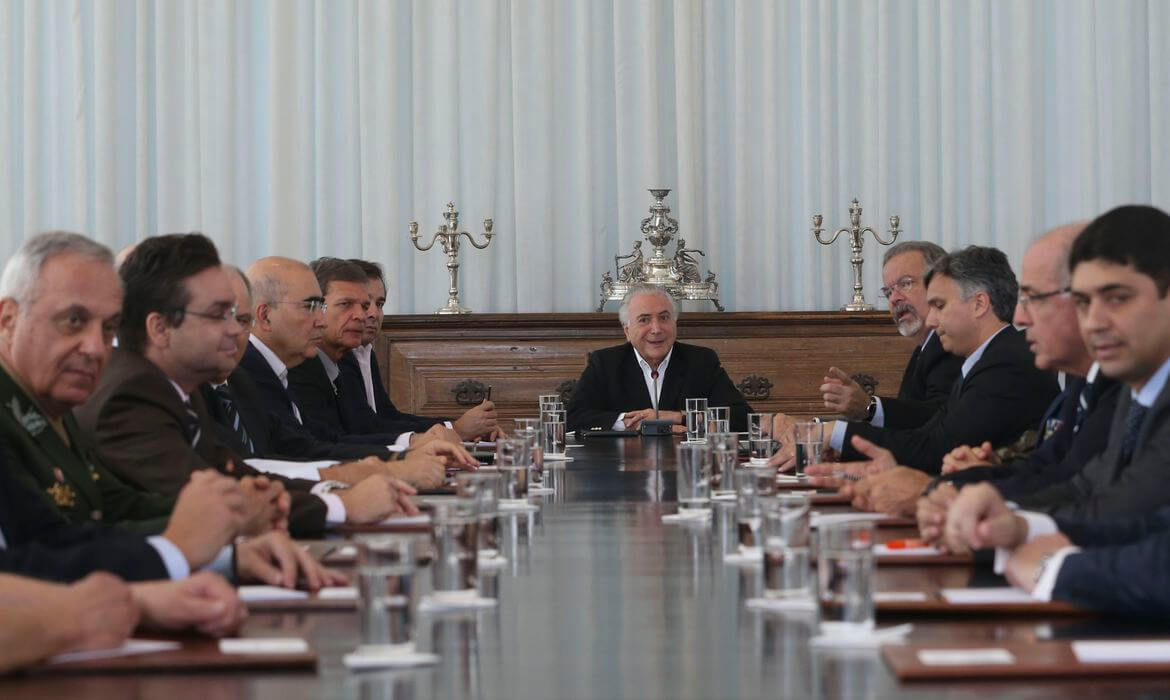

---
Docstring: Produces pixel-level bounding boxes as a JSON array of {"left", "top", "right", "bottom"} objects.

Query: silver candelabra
[
  {"left": 409, "top": 202, "right": 494, "bottom": 315},
  {"left": 813, "top": 199, "right": 901, "bottom": 312}
]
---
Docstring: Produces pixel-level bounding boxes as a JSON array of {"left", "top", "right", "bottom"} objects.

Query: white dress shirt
[
  {"left": 352, "top": 343, "right": 378, "bottom": 411},
  {"left": 612, "top": 346, "right": 674, "bottom": 430},
  {"left": 249, "top": 335, "right": 302, "bottom": 423}
]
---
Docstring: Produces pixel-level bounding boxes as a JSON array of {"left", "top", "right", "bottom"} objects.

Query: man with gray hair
[
  {"left": 820, "top": 241, "right": 963, "bottom": 429},
  {"left": 566, "top": 284, "right": 751, "bottom": 433},
  {"left": 787, "top": 246, "right": 1059, "bottom": 473}
]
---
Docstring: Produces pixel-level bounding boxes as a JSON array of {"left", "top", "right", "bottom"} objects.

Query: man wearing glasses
[{"left": 820, "top": 241, "right": 964, "bottom": 432}]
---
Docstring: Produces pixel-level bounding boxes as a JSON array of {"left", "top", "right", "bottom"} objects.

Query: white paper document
[
  {"left": 810, "top": 512, "right": 895, "bottom": 529},
  {"left": 377, "top": 514, "right": 432, "bottom": 526},
  {"left": 219, "top": 638, "right": 310, "bottom": 655},
  {"left": 1072, "top": 640, "right": 1170, "bottom": 664},
  {"left": 237, "top": 585, "right": 309, "bottom": 602},
  {"left": 874, "top": 544, "right": 943, "bottom": 557},
  {"left": 940, "top": 587, "right": 1036, "bottom": 604},
  {"left": 873, "top": 591, "right": 929, "bottom": 602},
  {"left": 317, "top": 586, "right": 359, "bottom": 600},
  {"left": 917, "top": 648, "right": 1016, "bottom": 666},
  {"left": 49, "top": 639, "right": 181, "bottom": 665}
]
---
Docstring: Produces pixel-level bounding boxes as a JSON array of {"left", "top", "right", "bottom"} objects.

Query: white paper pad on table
[
  {"left": 238, "top": 586, "right": 309, "bottom": 602},
  {"left": 723, "top": 548, "right": 763, "bottom": 566},
  {"left": 940, "top": 587, "right": 1036, "bottom": 605},
  {"left": 874, "top": 591, "right": 930, "bottom": 603},
  {"left": 49, "top": 639, "right": 182, "bottom": 665},
  {"left": 918, "top": 648, "right": 1016, "bottom": 666},
  {"left": 317, "top": 586, "right": 358, "bottom": 600},
  {"left": 219, "top": 638, "right": 310, "bottom": 655},
  {"left": 419, "top": 592, "right": 498, "bottom": 613},
  {"left": 528, "top": 486, "right": 555, "bottom": 495},
  {"left": 478, "top": 554, "right": 509, "bottom": 569},
  {"left": 1072, "top": 640, "right": 1170, "bottom": 664},
  {"left": 463, "top": 441, "right": 497, "bottom": 449},
  {"left": 565, "top": 443, "right": 584, "bottom": 448},
  {"left": 810, "top": 623, "right": 913, "bottom": 649},
  {"left": 344, "top": 649, "right": 440, "bottom": 669},
  {"left": 661, "top": 509, "right": 712, "bottom": 524},
  {"left": 331, "top": 545, "right": 358, "bottom": 558},
  {"left": 746, "top": 596, "right": 816, "bottom": 613},
  {"left": 710, "top": 492, "right": 737, "bottom": 501},
  {"left": 810, "top": 512, "right": 896, "bottom": 529},
  {"left": 874, "top": 544, "right": 944, "bottom": 557},
  {"left": 377, "top": 514, "right": 431, "bottom": 526},
  {"left": 499, "top": 500, "right": 539, "bottom": 513},
  {"left": 775, "top": 474, "right": 804, "bottom": 483},
  {"left": 542, "top": 453, "right": 574, "bottom": 462}
]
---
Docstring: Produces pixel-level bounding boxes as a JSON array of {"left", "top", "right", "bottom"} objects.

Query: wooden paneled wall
[{"left": 374, "top": 312, "right": 917, "bottom": 424}]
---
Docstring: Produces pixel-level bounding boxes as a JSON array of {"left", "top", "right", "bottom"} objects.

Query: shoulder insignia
[{"left": 8, "top": 396, "right": 47, "bottom": 437}]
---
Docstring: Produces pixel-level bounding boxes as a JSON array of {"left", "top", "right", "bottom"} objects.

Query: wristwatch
[{"left": 864, "top": 395, "right": 878, "bottom": 421}]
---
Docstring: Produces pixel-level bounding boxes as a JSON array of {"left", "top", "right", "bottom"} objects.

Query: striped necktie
[
  {"left": 182, "top": 399, "right": 202, "bottom": 448},
  {"left": 214, "top": 384, "right": 255, "bottom": 455}
]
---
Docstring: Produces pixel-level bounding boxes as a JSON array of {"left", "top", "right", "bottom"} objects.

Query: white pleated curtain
[{"left": 1, "top": 0, "right": 1166, "bottom": 313}]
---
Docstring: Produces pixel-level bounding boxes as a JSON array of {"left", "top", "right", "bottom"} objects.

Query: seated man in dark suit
[
  {"left": 819, "top": 240, "right": 963, "bottom": 430},
  {"left": 821, "top": 225, "right": 1121, "bottom": 516},
  {"left": 780, "top": 245, "right": 1060, "bottom": 473},
  {"left": 341, "top": 258, "right": 498, "bottom": 440},
  {"left": 75, "top": 234, "right": 419, "bottom": 537},
  {"left": 566, "top": 284, "right": 753, "bottom": 433}
]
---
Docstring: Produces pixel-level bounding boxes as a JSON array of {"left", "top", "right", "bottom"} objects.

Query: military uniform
[{"left": 0, "top": 364, "right": 173, "bottom": 535}]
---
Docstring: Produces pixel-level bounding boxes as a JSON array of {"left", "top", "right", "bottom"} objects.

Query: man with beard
[{"left": 819, "top": 241, "right": 963, "bottom": 430}]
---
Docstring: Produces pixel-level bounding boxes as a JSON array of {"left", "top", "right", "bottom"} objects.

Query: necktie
[
  {"left": 650, "top": 369, "right": 659, "bottom": 414},
  {"left": 1072, "top": 381, "right": 1093, "bottom": 434},
  {"left": 214, "top": 385, "right": 255, "bottom": 455},
  {"left": 182, "top": 399, "right": 202, "bottom": 448},
  {"left": 1118, "top": 401, "right": 1149, "bottom": 467}
]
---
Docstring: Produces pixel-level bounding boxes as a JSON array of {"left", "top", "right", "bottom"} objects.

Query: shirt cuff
[
  {"left": 612, "top": 413, "right": 626, "bottom": 430},
  {"left": 204, "top": 545, "right": 236, "bottom": 582},
  {"left": 829, "top": 420, "right": 848, "bottom": 452},
  {"left": 392, "top": 432, "right": 413, "bottom": 450},
  {"left": 1031, "top": 546, "right": 1082, "bottom": 601},
  {"left": 443, "top": 421, "right": 454, "bottom": 429},
  {"left": 244, "top": 457, "right": 338, "bottom": 482},
  {"left": 147, "top": 536, "right": 191, "bottom": 580},
  {"left": 993, "top": 510, "right": 1060, "bottom": 574},
  {"left": 316, "top": 492, "right": 347, "bottom": 525},
  {"left": 870, "top": 397, "right": 885, "bottom": 427}
]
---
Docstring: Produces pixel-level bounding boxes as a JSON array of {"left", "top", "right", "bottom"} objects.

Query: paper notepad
[
  {"left": 237, "top": 585, "right": 309, "bottom": 602},
  {"left": 219, "top": 638, "right": 310, "bottom": 655},
  {"left": 377, "top": 514, "right": 432, "bottom": 526},
  {"left": 918, "top": 648, "right": 1016, "bottom": 666},
  {"left": 317, "top": 586, "right": 358, "bottom": 600},
  {"left": 49, "top": 639, "right": 181, "bottom": 665},
  {"left": 874, "top": 591, "right": 929, "bottom": 602},
  {"left": 810, "top": 512, "right": 894, "bottom": 528},
  {"left": 940, "top": 587, "right": 1036, "bottom": 604},
  {"left": 1072, "top": 640, "right": 1170, "bottom": 664},
  {"left": 874, "top": 544, "right": 943, "bottom": 557}
]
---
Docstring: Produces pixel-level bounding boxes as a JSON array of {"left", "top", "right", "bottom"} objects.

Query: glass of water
[
  {"left": 685, "top": 398, "right": 709, "bottom": 442},
  {"left": 431, "top": 500, "right": 480, "bottom": 596},
  {"left": 762, "top": 493, "right": 812, "bottom": 599},
  {"left": 748, "top": 437, "right": 775, "bottom": 465},
  {"left": 747, "top": 412, "right": 773, "bottom": 440},
  {"left": 675, "top": 441, "right": 712, "bottom": 512},
  {"left": 540, "top": 411, "right": 566, "bottom": 458},
  {"left": 708, "top": 432, "right": 738, "bottom": 494},
  {"left": 706, "top": 406, "right": 730, "bottom": 436},
  {"left": 495, "top": 437, "right": 529, "bottom": 500},
  {"left": 456, "top": 472, "right": 502, "bottom": 559},
  {"left": 513, "top": 418, "right": 544, "bottom": 487},
  {"left": 356, "top": 535, "right": 418, "bottom": 653},
  {"left": 734, "top": 467, "right": 762, "bottom": 553},
  {"left": 537, "top": 393, "right": 561, "bottom": 408},
  {"left": 793, "top": 420, "right": 824, "bottom": 476},
  {"left": 817, "top": 520, "right": 875, "bottom": 636}
]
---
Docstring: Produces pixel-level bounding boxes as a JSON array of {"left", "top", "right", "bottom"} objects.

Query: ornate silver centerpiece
[
  {"left": 812, "top": 199, "right": 901, "bottom": 312},
  {"left": 598, "top": 189, "right": 723, "bottom": 311},
  {"left": 409, "top": 202, "right": 494, "bottom": 314}
]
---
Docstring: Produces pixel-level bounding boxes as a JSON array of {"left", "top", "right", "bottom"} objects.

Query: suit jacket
[
  {"left": 235, "top": 344, "right": 390, "bottom": 460},
  {"left": 287, "top": 355, "right": 403, "bottom": 446},
  {"left": 73, "top": 349, "right": 328, "bottom": 538},
  {"left": 1021, "top": 371, "right": 1170, "bottom": 520},
  {"left": 944, "top": 373, "right": 1121, "bottom": 501},
  {"left": 566, "top": 342, "right": 753, "bottom": 432},
  {"left": 338, "top": 350, "right": 445, "bottom": 434},
  {"left": 1050, "top": 506, "right": 1170, "bottom": 616},
  {"left": 0, "top": 364, "right": 174, "bottom": 535},
  {"left": 0, "top": 444, "right": 167, "bottom": 582},
  {"left": 879, "top": 332, "right": 964, "bottom": 430},
  {"left": 842, "top": 327, "right": 1059, "bottom": 473}
]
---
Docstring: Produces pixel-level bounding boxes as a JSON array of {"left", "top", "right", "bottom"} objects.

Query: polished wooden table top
[{"left": 5, "top": 437, "right": 1170, "bottom": 698}]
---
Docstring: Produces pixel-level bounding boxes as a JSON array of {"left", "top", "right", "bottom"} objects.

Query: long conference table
[{"left": 5, "top": 437, "right": 1170, "bottom": 698}]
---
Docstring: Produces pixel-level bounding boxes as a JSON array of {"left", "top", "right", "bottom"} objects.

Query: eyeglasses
[
  {"left": 1018, "top": 287, "right": 1070, "bottom": 309},
  {"left": 181, "top": 306, "right": 238, "bottom": 324},
  {"left": 269, "top": 299, "right": 328, "bottom": 314},
  {"left": 880, "top": 276, "right": 916, "bottom": 300}
]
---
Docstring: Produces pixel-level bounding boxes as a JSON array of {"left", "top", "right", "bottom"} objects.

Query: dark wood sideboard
[{"left": 373, "top": 311, "right": 918, "bottom": 424}]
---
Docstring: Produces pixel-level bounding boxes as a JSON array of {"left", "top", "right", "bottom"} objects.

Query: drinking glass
[
  {"left": 708, "top": 432, "right": 738, "bottom": 495},
  {"left": 356, "top": 535, "right": 418, "bottom": 652},
  {"left": 734, "top": 467, "right": 762, "bottom": 553},
  {"left": 537, "top": 393, "right": 561, "bottom": 408},
  {"left": 685, "top": 398, "right": 709, "bottom": 442},
  {"left": 495, "top": 437, "right": 529, "bottom": 499},
  {"left": 747, "top": 412, "right": 773, "bottom": 440},
  {"left": 748, "top": 437, "right": 775, "bottom": 465},
  {"left": 817, "top": 521, "right": 876, "bottom": 636},
  {"left": 675, "top": 442, "right": 712, "bottom": 512},
  {"left": 793, "top": 420, "right": 824, "bottom": 477},
  {"left": 761, "top": 493, "right": 812, "bottom": 599},
  {"left": 540, "top": 411, "right": 566, "bottom": 458},
  {"left": 513, "top": 419, "right": 544, "bottom": 487},
  {"left": 431, "top": 500, "right": 480, "bottom": 596},
  {"left": 456, "top": 472, "right": 502, "bottom": 558},
  {"left": 706, "top": 406, "right": 730, "bottom": 436}
]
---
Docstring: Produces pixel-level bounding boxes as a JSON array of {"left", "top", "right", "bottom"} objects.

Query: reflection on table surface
[{"left": 4, "top": 436, "right": 1170, "bottom": 699}]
